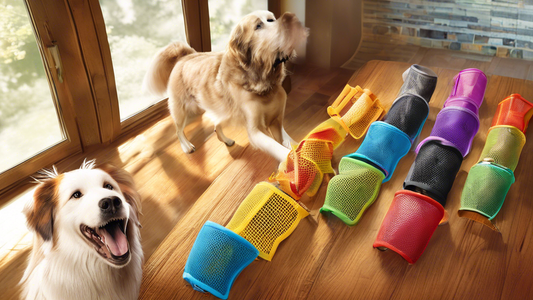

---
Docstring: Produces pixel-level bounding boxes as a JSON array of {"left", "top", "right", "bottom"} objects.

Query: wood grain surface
[{"left": 139, "top": 61, "right": 533, "bottom": 300}]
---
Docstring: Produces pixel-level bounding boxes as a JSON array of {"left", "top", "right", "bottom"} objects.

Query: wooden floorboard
[{"left": 140, "top": 61, "right": 533, "bottom": 300}]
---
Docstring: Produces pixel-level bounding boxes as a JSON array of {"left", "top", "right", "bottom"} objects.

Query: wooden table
[{"left": 139, "top": 61, "right": 533, "bottom": 300}]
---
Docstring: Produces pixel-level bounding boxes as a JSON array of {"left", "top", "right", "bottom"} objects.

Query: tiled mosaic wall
[{"left": 364, "top": 0, "right": 533, "bottom": 59}]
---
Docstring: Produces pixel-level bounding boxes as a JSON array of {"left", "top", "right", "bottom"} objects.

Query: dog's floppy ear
[
  {"left": 228, "top": 23, "right": 252, "bottom": 66},
  {"left": 97, "top": 163, "right": 141, "bottom": 218},
  {"left": 25, "top": 177, "right": 60, "bottom": 241}
]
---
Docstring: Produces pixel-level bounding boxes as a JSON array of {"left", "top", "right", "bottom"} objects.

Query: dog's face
[
  {"left": 25, "top": 161, "right": 141, "bottom": 268},
  {"left": 227, "top": 10, "right": 308, "bottom": 92}
]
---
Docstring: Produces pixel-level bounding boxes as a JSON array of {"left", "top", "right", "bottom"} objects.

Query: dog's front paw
[
  {"left": 180, "top": 142, "right": 196, "bottom": 154},
  {"left": 215, "top": 129, "right": 235, "bottom": 147}
]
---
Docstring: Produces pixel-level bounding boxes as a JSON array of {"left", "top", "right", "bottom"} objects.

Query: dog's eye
[
  {"left": 104, "top": 183, "right": 114, "bottom": 190},
  {"left": 255, "top": 23, "right": 262, "bottom": 30},
  {"left": 267, "top": 19, "right": 274, "bottom": 22},
  {"left": 71, "top": 191, "right": 82, "bottom": 199}
]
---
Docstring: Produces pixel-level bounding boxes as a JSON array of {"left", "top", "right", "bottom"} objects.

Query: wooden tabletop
[{"left": 139, "top": 61, "right": 533, "bottom": 300}]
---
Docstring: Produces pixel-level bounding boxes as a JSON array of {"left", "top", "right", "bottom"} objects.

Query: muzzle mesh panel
[
  {"left": 443, "top": 97, "right": 479, "bottom": 115},
  {"left": 448, "top": 68, "right": 487, "bottom": 108},
  {"left": 491, "top": 94, "right": 533, "bottom": 133},
  {"left": 275, "top": 117, "right": 346, "bottom": 199},
  {"left": 404, "top": 140, "right": 463, "bottom": 206},
  {"left": 418, "top": 106, "right": 480, "bottom": 157},
  {"left": 384, "top": 94, "right": 430, "bottom": 142},
  {"left": 478, "top": 126, "right": 526, "bottom": 171},
  {"left": 373, "top": 190, "right": 444, "bottom": 264},
  {"left": 340, "top": 92, "right": 385, "bottom": 139},
  {"left": 226, "top": 182, "right": 309, "bottom": 261},
  {"left": 321, "top": 158, "right": 386, "bottom": 225},
  {"left": 183, "top": 221, "right": 259, "bottom": 299},
  {"left": 327, "top": 85, "right": 384, "bottom": 139},
  {"left": 398, "top": 64, "right": 438, "bottom": 103},
  {"left": 459, "top": 162, "right": 515, "bottom": 220},
  {"left": 347, "top": 121, "right": 412, "bottom": 182}
]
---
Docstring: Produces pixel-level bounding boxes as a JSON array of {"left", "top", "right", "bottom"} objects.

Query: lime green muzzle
[
  {"left": 320, "top": 157, "right": 385, "bottom": 225},
  {"left": 459, "top": 162, "right": 515, "bottom": 221}
]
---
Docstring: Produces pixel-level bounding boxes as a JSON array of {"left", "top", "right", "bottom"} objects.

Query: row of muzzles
[{"left": 182, "top": 64, "right": 533, "bottom": 299}]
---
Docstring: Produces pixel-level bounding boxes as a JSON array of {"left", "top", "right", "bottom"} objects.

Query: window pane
[
  {"left": 99, "top": 0, "right": 187, "bottom": 120},
  {"left": 208, "top": 0, "right": 268, "bottom": 52},
  {"left": 0, "top": 1, "right": 64, "bottom": 173}
]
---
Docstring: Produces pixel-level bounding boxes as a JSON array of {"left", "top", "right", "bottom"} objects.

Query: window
[
  {"left": 0, "top": 0, "right": 278, "bottom": 194},
  {"left": 208, "top": 0, "right": 268, "bottom": 52},
  {"left": 0, "top": 0, "right": 64, "bottom": 173},
  {"left": 0, "top": 0, "right": 82, "bottom": 192},
  {"left": 99, "top": 0, "right": 188, "bottom": 120}
]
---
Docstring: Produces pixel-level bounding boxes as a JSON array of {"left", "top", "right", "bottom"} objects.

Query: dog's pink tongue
[{"left": 101, "top": 224, "right": 128, "bottom": 257}]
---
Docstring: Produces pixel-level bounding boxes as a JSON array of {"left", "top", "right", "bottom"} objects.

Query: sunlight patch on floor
[{"left": 0, "top": 188, "right": 34, "bottom": 268}]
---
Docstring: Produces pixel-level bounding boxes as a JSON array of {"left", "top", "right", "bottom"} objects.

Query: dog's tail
[{"left": 142, "top": 42, "right": 196, "bottom": 96}]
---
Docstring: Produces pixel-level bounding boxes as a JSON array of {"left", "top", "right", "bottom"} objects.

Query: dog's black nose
[{"left": 99, "top": 196, "right": 122, "bottom": 214}]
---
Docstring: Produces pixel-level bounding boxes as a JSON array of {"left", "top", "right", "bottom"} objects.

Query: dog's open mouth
[
  {"left": 273, "top": 52, "right": 290, "bottom": 67},
  {"left": 80, "top": 218, "right": 130, "bottom": 266}
]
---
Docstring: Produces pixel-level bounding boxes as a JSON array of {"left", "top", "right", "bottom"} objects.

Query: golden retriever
[
  {"left": 143, "top": 10, "right": 308, "bottom": 161},
  {"left": 20, "top": 160, "right": 143, "bottom": 300}
]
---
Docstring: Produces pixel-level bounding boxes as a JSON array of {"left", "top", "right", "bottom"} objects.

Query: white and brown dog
[
  {"left": 20, "top": 160, "right": 143, "bottom": 300},
  {"left": 143, "top": 10, "right": 308, "bottom": 162}
]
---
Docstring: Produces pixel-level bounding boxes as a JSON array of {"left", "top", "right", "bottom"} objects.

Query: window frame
[
  {"left": 0, "top": 0, "right": 85, "bottom": 193},
  {"left": 65, "top": 0, "right": 214, "bottom": 138},
  {"left": 0, "top": 0, "right": 279, "bottom": 200}
]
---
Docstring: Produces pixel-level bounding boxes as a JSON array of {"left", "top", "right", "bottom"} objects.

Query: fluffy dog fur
[
  {"left": 143, "top": 11, "right": 308, "bottom": 162},
  {"left": 21, "top": 160, "right": 143, "bottom": 300}
]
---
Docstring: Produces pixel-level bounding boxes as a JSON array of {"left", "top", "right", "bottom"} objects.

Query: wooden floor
[
  {"left": 2, "top": 52, "right": 533, "bottom": 299},
  {"left": 140, "top": 61, "right": 533, "bottom": 300}
]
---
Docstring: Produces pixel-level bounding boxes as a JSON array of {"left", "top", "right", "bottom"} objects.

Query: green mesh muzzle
[
  {"left": 320, "top": 157, "right": 385, "bottom": 225},
  {"left": 459, "top": 162, "right": 515, "bottom": 220},
  {"left": 478, "top": 126, "right": 525, "bottom": 171}
]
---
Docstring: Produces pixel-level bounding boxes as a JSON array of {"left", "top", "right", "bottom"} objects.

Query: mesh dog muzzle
[
  {"left": 443, "top": 97, "right": 479, "bottom": 115},
  {"left": 320, "top": 158, "right": 385, "bottom": 225},
  {"left": 446, "top": 68, "right": 487, "bottom": 109},
  {"left": 459, "top": 162, "right": 515, "bottom": 223},
  {"left": 347, "top": 121, "right": 411, "bottom": 182},
  {"left": 328, "top": 85, "right": 385, "bottom": 139},
  {"left": 442, "top": 68, "right": 487, "bottom": 115},
  {"left": 397, "top": 64, "right": 438, "bottom": 103},
  {"left": 226, "top": 182, "right": 309, "bottom": 261},
  {"left": 373, "top": 190, "right": 444, "bottom": 264},
  {"left": 275, "top": 117, "right": 345, "bottom": 199},
  {"left": 384, "top": 94, "right": 430, "bottom": 142},
  {"left": 404, "top": 140, "right": 463, "bottom": 206},
  {"left": 478, "top": 126, "right": 526, "bottom": 172},
  {"left": 491, "top": 94, "right": 533, "bottom": 133},
  {"left": 417, "top": 106, "right": 480, "bottom": 157},
  {"left": 183, "top": 221, "right": 259, "bottom": 299}
]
